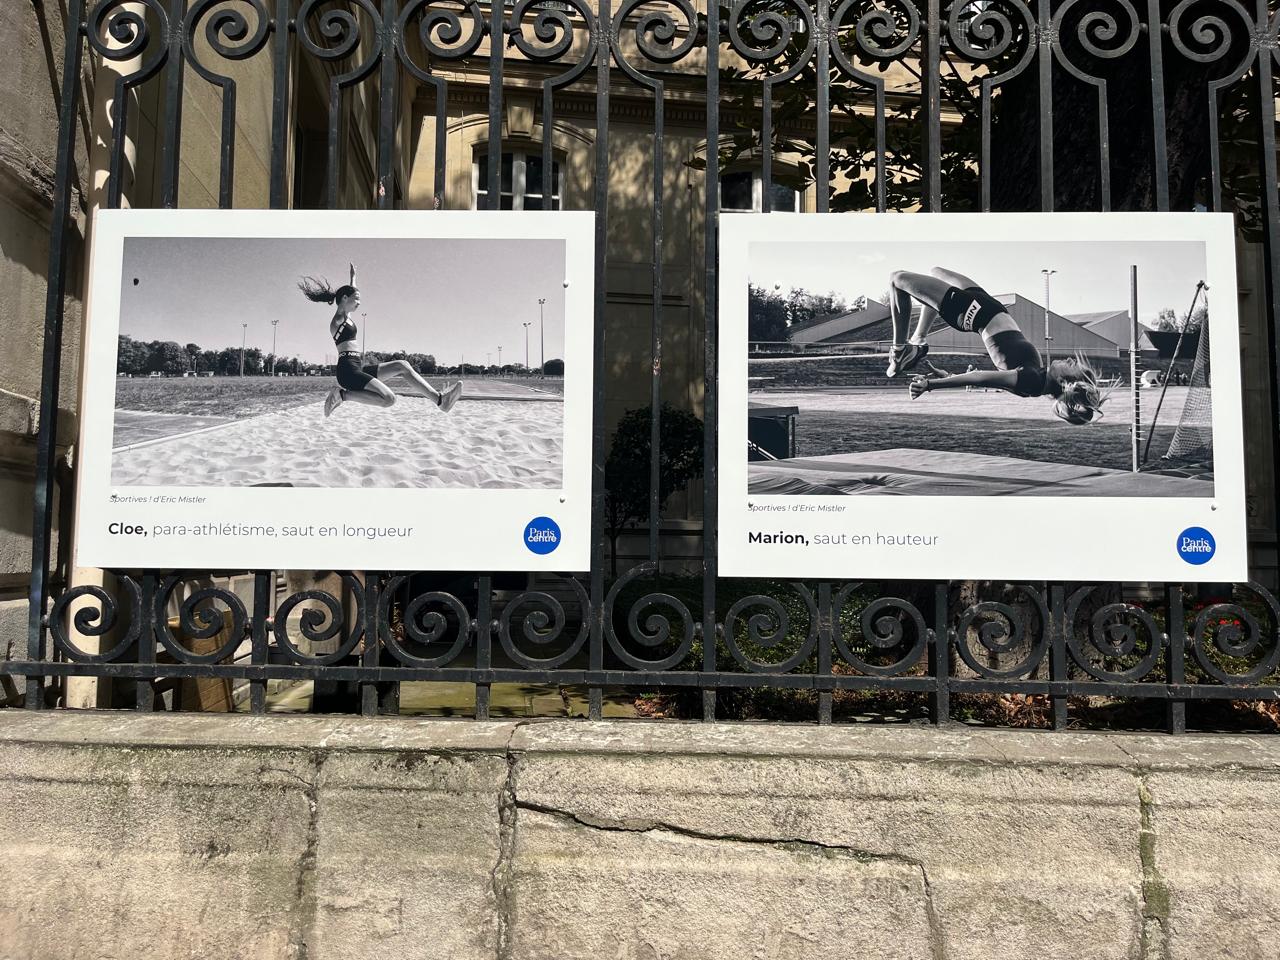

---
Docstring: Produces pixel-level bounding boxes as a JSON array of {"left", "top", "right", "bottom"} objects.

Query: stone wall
[{"left": 0, "top": 713, "right": 1276, "bottom": 959}]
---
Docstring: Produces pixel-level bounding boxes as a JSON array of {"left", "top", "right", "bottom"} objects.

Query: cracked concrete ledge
[
  {"left": 4, "top": 712, "right": 1279, "bottom": 771},
  {"left": 0, "top": 713, "right": 1277, "bottom": 960}
]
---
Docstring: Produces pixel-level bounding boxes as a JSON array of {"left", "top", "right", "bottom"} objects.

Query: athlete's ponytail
[{"left": 298, "top": 276, "right": 357, "bottom": 305}]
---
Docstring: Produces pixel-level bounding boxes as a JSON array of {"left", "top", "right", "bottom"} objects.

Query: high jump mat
[{"left": 748, "top": 448, "right": 1213, "bottom": 497}]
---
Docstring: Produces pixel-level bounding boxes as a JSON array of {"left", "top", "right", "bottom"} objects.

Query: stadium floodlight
[{"left": 1041, "top": 268, "right": 1057, "bottom": 365}]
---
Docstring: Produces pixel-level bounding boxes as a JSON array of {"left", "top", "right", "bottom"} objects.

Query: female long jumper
[{"left": 298, "top": 265, "right": 462, "bottom": 418}]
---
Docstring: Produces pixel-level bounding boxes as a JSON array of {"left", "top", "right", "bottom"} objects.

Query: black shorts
[
  {"left": 336, "top": 352, "right": 379, "bottom": 391},
  {"left": 940, "top": 286, "right": 1007, "bottom": 333}
]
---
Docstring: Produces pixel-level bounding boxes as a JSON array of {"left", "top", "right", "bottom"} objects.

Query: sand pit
[{"left": 111, "top": 396, "right": 562, "bottom": 488}]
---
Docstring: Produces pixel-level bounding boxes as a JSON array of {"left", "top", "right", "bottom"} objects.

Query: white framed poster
[
  {"left": 718, "top": 212, "right": 1248, "bottom": 582},
  {"left": 75, "top": 209, "right": 595, "bottom": 571}
]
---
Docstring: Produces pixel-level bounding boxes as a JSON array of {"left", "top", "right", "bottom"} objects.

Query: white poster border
[
  {"left": 74, "top": 208, "right": 595, "bottom": 572},
  {"left": 718, "top": 212, "right": 1248, "bottom": 583}
]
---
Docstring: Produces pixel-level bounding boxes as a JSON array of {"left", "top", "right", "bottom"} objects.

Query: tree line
[
  {"left": 117, "top": 336, "right": 293, "bottom": 376},
  {"left": 117, "top": 335, "right": 564, "bottom": 377},
  {"left": 748, "top": 285, "right": 851, "bottom": 343},
  {"left": 1152, "top": 299, "right": 1209, "bottom": 334}
]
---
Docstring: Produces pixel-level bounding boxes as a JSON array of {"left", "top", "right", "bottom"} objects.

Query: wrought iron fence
[{"left": 14, "top": 0, "right": 1280, "bottom": 728}]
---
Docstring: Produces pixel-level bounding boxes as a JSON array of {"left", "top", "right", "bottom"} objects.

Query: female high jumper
[
  {"left": 884, "top": 266, "right": 1108, "bottom": 425},
  {"left": 298, "top": 265, "right": 463, "bottom": 418}
]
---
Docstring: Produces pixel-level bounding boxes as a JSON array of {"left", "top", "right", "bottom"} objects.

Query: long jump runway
[{"left": 748, "top": 448, "right": 1213, "bottom": 497}]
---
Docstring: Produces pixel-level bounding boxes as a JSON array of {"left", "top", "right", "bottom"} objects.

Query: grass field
[
  {"left": 795, "top": 409, "right": 1178, "bottom": 471},
  {"left": 114, "top": 375, "right": 564, "bottom": 419},
  {"left": 756, "top": 386, "right": 1194, "bottom": 473}
]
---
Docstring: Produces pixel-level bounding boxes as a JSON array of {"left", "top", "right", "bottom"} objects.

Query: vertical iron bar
[
  {"left": 980, "top": 78, "right": 993, "bottom": 211},
  {"left": 324, "top": 51, "right": 343, "bottom": 208},
  {"left": 541, "top": 79, "right": 554, "bottom": 215},
  {"left": 874, "top": 82, "right": 887, "bottom": 212},
  {"left": 487, "top": 2, "right": 505, "bottom": 208},
  {"left": 1049, "top": 584, "right": 1068, "bottom": 730},
  {"left": 106, "top": 71, "right": 129, "bottom": 210},
  {"left": 922, "top": 0, "right": 941, "bottom": 210},
  {"left": 250, "top": 572, "right": 270, "bottom": 714},
  {"left": 26, "top": 0, "right": 86, "bottom": 709},
  {"left": 216, "top": 83, "right": 239, "bottom": 207},
  {"left": 475, "top": 575, "right": 492, "bottom": 720},
  {"left": 815, "top": 0, "right": 830, "bottom": 213},
  {"left": 588, "top": 0, "right": 610, "bottom": 722},
  {"left": 817, "top": 583, "right": 832, "bottom": 725},
  {"left": 1037, "top": 0, "right": 1053, "bottom": 212},
  {"left": 760, "top": 80, "right": 773, "bottom": 215},
  {"left": 1096, "top": 88, "right": 1110, "bottom": 211},
  {"left": 159, "top": 0, "right": 186, "bottom": 207},
  {"left": 269, "top": 0, "right": 291, "bottom": 207},
  {"left": 360, "top": 574, "right": 379, "bottom": 715},
  {"left": 929, "top": 582, "right": 950, "bottom": 724},
  {"left": 701, "top": 2, "right": 720, "bottom": 723},
  {"left": 648, "top": 82, "right": 665, "bottom": 564},
  {"left": 1145, "top": 0, "right": 1169, "bottom": 210},
  {"left": 1165, "top": 584, "right": 1186, "bottom": 735},
  {"left": 434, "top": 83, "right": 449, "bottom": 207},
  {"left": 135, "top": 574, "right": 157, "bottom": 711},
  {"left": 1253, "top": 5, "right": 1280, "bottom": 539},
  {"left": 377, "top": 0, "right": 398, "bottom": 209}
]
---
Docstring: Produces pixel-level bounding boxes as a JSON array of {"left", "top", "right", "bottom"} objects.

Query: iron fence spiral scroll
[
  {"left": 154, "top": 576, "right": 249, "bottom": 665},
  {"left": 728, "top": 0, "right": 817, "bottom": 64},
  {"left": 49, "top": 577, "right": 142, "bottom": 664},
  {"left": 830, "top": 0, "right": 920, "bottom": 63},
  {"left": 1065, "top": 587, "right": 1163, "bottom": 683},
  {"left": 272, "top": 574, "right": 366, "bottom": 665},
  {"left": 604, "top": 563, "right": 697, "bottom": 671},
  {"left": 184, "top": 0, "right": 272, "bottom": 66},
  {"left": 954, "top": 587, "right": 1050, "bottom": 680},
  {"left": 945, "top": 0, "right": 1034, "bottom": 64},
  {"left": 722, "top": 585, "right": 818, "bottom": 673},
  {"left": 510, "top": 0, "right": 598, "bottom": 64},
  {"left": 397, "top": 0, "right": 487, "bottom": 71},
  {"left": 295, "top": 0, "right": 382, "bottom": 65},
  {"left": 834, "top": 587, "right": 929, "bottom": 677},
  {"left": 497, "top": 577, "right": 590, "bottom": 669},
  {"left": 1051, "top": 0, "right": 1140, "bottom": 63},
  {"left": 611, "top": 0, "right": 700, "bottom": 70},
  {"left": 1190, "top": 583, "right": 1280, "bottom": 685},
  {"left": 87, "top": 0, "right": 169, "bottom": 64},
  {"left": 378, "top": 577, "right": 474, "bottom": 669},
  {"left": 1167, "top": 0, "right": 1257, "bottom": 69}
]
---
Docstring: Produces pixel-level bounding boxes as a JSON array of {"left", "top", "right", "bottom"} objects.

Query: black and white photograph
[
  {"left": 745, "top": 238, "right": 1214, "bottom": 497},
  {"left": 74, "top": 209, "right": 595, "bottom": 571},
  {"left": 719, "top": 213, "right": 1247, "bottom": 582},
  {"left": 111, "top": 235, "right": 567, "bottom": 489}
]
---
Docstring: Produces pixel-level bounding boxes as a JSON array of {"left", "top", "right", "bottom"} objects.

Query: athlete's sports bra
[{"left": 333, "top": 317, "right": 357, "bottom": 346}]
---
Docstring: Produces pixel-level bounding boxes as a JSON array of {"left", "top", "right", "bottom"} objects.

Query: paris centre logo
[
  {"left": 1176, "top": 527, "right": 1215, "bottom": 565},
  {"left": 524, "top": 517, "right": 561, "bottom": 555}
]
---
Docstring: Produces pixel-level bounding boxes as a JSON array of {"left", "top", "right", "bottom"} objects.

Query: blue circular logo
[
  {"left": 1176, "top": 527, "right": 1215, "bottom": 565},
  {"left": 524, "top": 517, "right": 561, "bottom": 555}
]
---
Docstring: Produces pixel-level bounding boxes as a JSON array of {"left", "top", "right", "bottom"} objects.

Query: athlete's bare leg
[
  {"left": 375, "top": 359, "right": 442, "bottom": 403},
  {"left": 343, "top": 378, "right": 396, "bottom": 407},
  {"left": 888, "top": 270, "right": 951, "bottom": 348},
  {"left": 929, "top": 266, "right": 981, "bottom": 291},
  {"left": 912, "top": 304, "right": 939, "bottom": 344}
]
